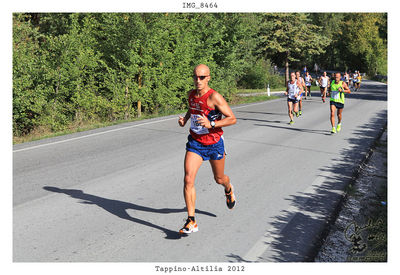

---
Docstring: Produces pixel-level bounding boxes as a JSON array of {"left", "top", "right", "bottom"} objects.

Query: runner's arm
[
  {"left": 178, "top": 91, "right": 193, "bottom": 127},
  {"left": 198, "top": 92, "right": 236, "bottom": 129},
  {"left": 285, "top": 83, "right": 289, "bottom": 96},
  {"left": 341, "top": 82, "right": 351, "bottom": 94},
  {"left": 298, "top": 80, "right": 304, "bottom": 94},
  {"left": 178, "top": 110, "right": 191, "bottom": 127}
]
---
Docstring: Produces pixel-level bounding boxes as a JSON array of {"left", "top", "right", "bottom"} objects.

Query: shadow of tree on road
[
  {"left": 43, "top": 186, "right": 216, "bottom": 240},
  {"left": 233, "top": 108, "right": 387, "bottom": 262}
]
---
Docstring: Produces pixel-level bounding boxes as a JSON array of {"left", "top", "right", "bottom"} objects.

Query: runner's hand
[
  {"left": 178, "top": 116, "right": 185, "bottom": 127},
  {"left": 197, "top": 114, "right": 211, "bottom": 129}
]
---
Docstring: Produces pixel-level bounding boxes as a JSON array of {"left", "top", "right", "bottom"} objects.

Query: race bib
[{"left": 190, "top": 114, "right": 209, "bottom": 135}]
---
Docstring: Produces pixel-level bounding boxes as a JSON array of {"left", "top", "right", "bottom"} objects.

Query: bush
[{"left": 237, "top": 59, "right": 284, "bottom": 89}]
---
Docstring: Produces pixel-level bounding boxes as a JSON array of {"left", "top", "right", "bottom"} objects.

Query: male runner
[
  {"left": 319, "top": 71, "right": 329, "bottom": 103},
  {"left": 285, "top": 72, "right": 303, "bottom": 125},
  {"left": 343, "top": 71, "right": 350, "bottom": 87},
  {"left": 296, "top": 71, "right": 306, "bottom": 115},
  {"left": 304, "top": 71, "right": 313, "bottom": 99},
  {"left": 352, "top": 70, "right": 359, "bottom": 91},
  {"left": 355, "top": 72, "right": 362, "bottom": 91},
  {"left": 178, "top": 64, "right": 237, "bottom": 234},
  {"left": 328, "top": 72, "right": 351, "bottom": 133}
]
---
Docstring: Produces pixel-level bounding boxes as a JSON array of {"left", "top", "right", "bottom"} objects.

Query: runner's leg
[
  {"left": 288, "top": 101, "right": 294, "bottom": 121},
  {"left": 184, "top": 151, "right": 203, "bottom": 217},
  {"left": 330, "top": 104, "right": 336, "bottom": 127},
  {"left": 294, "top": 102, "right": 299, "bottom": 113},
  {"left": 209, "top": 154, "right": 231, "bottom": 192},
  {"left": 337, "top": 108, "right": 343, "bottom": 124}
]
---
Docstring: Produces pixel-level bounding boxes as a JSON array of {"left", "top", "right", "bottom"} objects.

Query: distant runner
[
  {"left": 178, "top": 64, "right": 237, "bottom": 234},
  {"left": 352, "top": 70, "right": 359, "bottom": 91},
  {"left": 296, "top": 71, "right": 306, "bottom": 115},
  {"left": 343, "top": 71, "right": 350, "bottom": 87},
  {"left": 304, "top": 71, "right": 313, "bottom": 99},
  {"left": 328, "top": 72, "right": 351, "bottom": 133},
  {"left": 285, "top": 72, "right": 303, "bottom": 125},
  {"left": 302, "top": 65, "right": 307, "bottom": 76},
  {"left": 355, "top": 71, "right": 362, "bottom": 91},
  {"left": 319, "top": 71, "right": 330, "bottom": 103}
]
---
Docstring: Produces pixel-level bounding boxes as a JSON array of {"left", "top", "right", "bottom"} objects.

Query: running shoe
[
  {"left": 322, "top": 98, "right": 325, "bottom": 103},
  {"left": 296, "top": 112, "right": 300, "bottom": 117},
  {"left": 299, "top": 110, "right": 302, "bottom": 116},
  {"left": 179, "top": 218, "right": 198, "bottom": 234},
  {"left": 225, "top": 184, "right": 236, "bottom": 209},
  {"left": 336, "top": 123, "right": 342, "bottom": 132},
  {"left": 289, "top": 120, "right": 294, "bottom": 125},
  {"left": 331, "top": 127, "right": 336, "bottom": 134}
]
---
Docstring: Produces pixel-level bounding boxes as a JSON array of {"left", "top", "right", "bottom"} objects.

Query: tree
[
  {"left": 13, "top": 14, "right": 47, "bottom": 135},
  {"left": 258, "top": 13, "right": 331, "bottom": 83},
  {"left": 343, "top": 13, "right": 387, "bottom": 75}
]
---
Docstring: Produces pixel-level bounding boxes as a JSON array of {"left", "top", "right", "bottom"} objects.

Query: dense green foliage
[{"left": 13, "top": 13, "right": 387, "bottom": 137}]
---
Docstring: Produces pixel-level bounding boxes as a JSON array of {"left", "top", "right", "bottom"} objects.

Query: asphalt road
[{"left": 13, "top": 80, "right": 387, "bottom": 262}]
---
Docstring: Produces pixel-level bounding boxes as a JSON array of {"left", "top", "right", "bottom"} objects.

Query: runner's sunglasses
[{"left": 193, "top": 75, "right": 209, "bottom": 80}]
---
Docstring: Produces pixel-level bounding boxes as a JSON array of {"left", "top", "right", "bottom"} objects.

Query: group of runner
[
  {"left": 285, "top": 69, "right": 362, "bottom": 134},
  {"left": 176, "top": 64, "right": 362, "bottom": 235}
]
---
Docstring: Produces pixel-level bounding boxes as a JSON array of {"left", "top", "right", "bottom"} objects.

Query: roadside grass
[
  {"left": 236, "top": 85, "right": 321, "bottom": 94},
  {"left": 13, "top": 91, "right": 280, "bottom": 145},
  {"left": 364, "top": 138, "right": 387, "bottom": 261},
  {"left": 13, "top": 109, "right": 187, "bottom": 145}
]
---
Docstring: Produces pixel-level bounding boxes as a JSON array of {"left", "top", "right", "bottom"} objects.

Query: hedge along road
[{"left": 13, "top": 80, "right": 387, "bottom": 262}]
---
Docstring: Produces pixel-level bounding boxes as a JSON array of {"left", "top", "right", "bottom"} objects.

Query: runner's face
[
  {"left": 193, "top": 66, "right": 210, "bottom": 90},
  {"left": 335, "top": 74, "right": 341, "bottom": 82},
  {"left": 291, "top": 73, "right": 296, "bottom": 81}
]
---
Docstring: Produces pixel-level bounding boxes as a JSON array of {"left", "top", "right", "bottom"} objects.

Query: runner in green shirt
[{"left": 328, "top": 72, "right": 351, "bottom": 133}]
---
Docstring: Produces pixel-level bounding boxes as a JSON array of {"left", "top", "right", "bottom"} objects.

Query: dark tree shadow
[
  {"left": 43, "top": 186, "right": 216, "bottom": 240},
  {"left": 252, "top": 123, "right": 331, "bottom": 136},
  {"left": 261, "top": 109, "right": 387, "bottom": 262},
  {"left": 236, "top": 117, "right": 284, "bottom": 125},
  {"left": 226, "top": 253, "right": 252, "bottom": 263},
  {"left": 236, "top": 110, "right": 287, "bottom": 116}
]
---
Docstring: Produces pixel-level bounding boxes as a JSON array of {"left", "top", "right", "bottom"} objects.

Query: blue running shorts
[{"left": 186, "top": 135, "right": 225, "bottom": 161}]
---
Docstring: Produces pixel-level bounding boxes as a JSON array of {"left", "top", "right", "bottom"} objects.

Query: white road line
[
  {"left": 13, "top": 99, "right": 278, "bottom": 153},
  {"left": 242, "top": 171, "right": 340, "bottom": 262},
  {"left": 13, "top": 117, "right": 177, "bottom": 153}
]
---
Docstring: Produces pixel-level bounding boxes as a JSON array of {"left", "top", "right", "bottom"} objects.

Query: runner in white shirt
[
  {"left": 296, "top": 71, "right": 306, "bottom": 115},
  {"left": 319, "top": 71, "right": 330, "bottom": 103},
  {"left": 304, "top": 71, "right": 313, "bottom": 99},
  {"left": 285, "top": 72, "right": 303, "bottom": 125}
]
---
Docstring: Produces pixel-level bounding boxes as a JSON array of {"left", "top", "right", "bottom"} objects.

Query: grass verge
[{"left": 13, "top": 93, "right": 279, "bottom": 145}]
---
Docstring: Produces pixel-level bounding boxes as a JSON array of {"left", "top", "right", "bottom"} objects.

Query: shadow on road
[
  {"left": 253, "top": 123, "right": 331, "bottom": 136},
  {"left": 43, "top": 186, "right": 216, "bottom": 240},
  {"left": 236, "top": 110, "right": 287, "bottom": 116},
  {"left": 345, "top": 82, "right": 387, "bottom": 102},
  {"left": 236, "top": 117, "right": 284, "bottom": 125},
  {"left": 231, "top": 109, "right": 387, "bottom": 262}
]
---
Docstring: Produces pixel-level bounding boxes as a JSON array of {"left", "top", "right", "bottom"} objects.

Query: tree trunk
[
  {"left": 137, "top": 70, "right": 142, "bottom": 118},
  {"left": 285, "top": 54, "right": 289, "bottom": 86},
  {"left": 124, "top": 83, "right": 129, "bottom": 120},
  {"left": 137, "top": 100, "right": 141, "bottom": 117}
]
